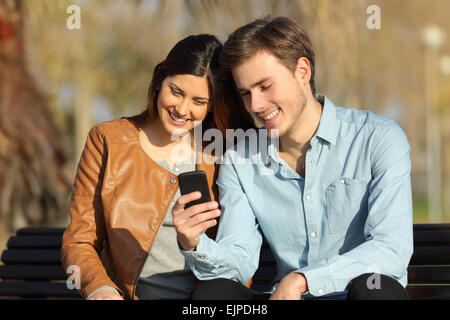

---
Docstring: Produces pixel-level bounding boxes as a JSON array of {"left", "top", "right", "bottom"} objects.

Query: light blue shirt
[{"left": 182, "top": 94, "right": 413, "bottom": 298}]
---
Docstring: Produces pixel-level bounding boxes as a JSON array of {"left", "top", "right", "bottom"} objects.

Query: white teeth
[
  {"left": 170, "top": 111, "right": 186, "bottom": 122},
  {"left": 261, "top": 109, "right": 280, "bottom": 120}
]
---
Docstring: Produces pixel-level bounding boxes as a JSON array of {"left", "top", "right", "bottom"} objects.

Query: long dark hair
[{"left": 147, "top": 34, "right": 255, "bottom": 146}]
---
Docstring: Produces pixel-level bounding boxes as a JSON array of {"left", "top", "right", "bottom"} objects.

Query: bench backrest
[
  {"left": 405, "top": 224, "right": 450, "bottom": 299},
  {"left": 1, "top": 224, "right": 450, "bottom": 299},
  {"left": 251, "top": 224, "right": 450, "bottom": 300},
  {"left": 0, "top": 228, "right": 81, "bottom": 299}
]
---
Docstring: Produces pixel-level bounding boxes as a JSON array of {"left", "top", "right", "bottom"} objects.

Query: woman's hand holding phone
[{"left": 172, "top": 191, "right": 221, "bottom": 251}]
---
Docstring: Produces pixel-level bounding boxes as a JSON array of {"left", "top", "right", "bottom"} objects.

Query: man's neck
[{"left": 279, "top": 97, "right": 323, "bottom": 159}]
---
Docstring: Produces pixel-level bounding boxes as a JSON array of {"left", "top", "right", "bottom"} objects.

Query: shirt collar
[
  {"left": 314, "top": 94, "right": 337, "bottom": 146},
  {"left": 260, "top": 94, "right": 338, "bottom": 164}
]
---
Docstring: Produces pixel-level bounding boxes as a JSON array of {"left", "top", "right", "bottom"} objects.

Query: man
[{"left": 172, "top": 16, "right": 412, "bottom": 300}]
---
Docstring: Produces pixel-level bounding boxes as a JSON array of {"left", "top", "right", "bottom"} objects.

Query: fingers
[
  {"left": 201, "top": 216, "right": 218, "bottom": 233},
  {"left": 172, "top": 192, "right": 221, "bottom": 251},
  {"left": 174, "top": 207, "right": 221, "bottom": 232},
  {"left": 176, "top": 214, "right": 218, "bottom": 251},
  {"left": 172, "top": 191, "right": 202, "bottom": 214},
  {"left": 190, "top": 208, "right": 221, "bottom": 225},
  {"left": 173, "top": 193, "right": 220, "bottom": 219}
]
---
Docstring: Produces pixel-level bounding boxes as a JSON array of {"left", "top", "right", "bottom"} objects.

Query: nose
[
  {"left": 247, "top": 91, "right": 265, "bottom": 114},
  {"left": 174, "top": 99, "right": 190, "bottom": 117}
]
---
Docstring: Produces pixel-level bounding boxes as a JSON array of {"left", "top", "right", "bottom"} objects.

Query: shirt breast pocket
[{"left": 325, "top": 177, "right": 367, "bottom": 234}]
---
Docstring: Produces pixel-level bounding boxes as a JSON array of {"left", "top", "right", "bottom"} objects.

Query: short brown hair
[{"left": 221, "top": 16, "right": 316, "bottom": 95}]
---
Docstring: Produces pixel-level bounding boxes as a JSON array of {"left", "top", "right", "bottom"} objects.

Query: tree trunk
[{"left": 0, "top": 0, "right": 72, "bottom": 232}]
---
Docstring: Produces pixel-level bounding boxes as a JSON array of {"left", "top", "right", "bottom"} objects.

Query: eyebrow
[
  {"left": 237, "top": 77, "right": 271, "bottom": 93},
  {"left": 169, "top": 82, "right": 209, "bottom": 101}
]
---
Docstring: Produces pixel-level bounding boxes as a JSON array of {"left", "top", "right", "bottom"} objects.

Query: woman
[{"left": 60, "top": 34, "right": 254, "bottom": 300}]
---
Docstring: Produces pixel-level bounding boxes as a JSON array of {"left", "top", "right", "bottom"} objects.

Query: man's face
[{"left": 232, "top": 50, "right": 308, "bottom": 138}]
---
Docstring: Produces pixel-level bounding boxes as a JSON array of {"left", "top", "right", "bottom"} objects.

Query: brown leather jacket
[{"left": 61, "top": 111, "right": 218, "bottom": 300}]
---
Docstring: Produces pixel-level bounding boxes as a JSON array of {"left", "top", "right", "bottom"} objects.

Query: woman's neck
[
  {"left": 145, "top": 118, "right": 178, "bottom": 147},
  {"left": 140, "top": 119, "right": 195, "bottom": 165}
]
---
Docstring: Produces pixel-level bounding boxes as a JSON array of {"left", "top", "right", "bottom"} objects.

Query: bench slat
[
  {"left": 413, "top": 230, "right": 450, "bottom": 246},
  {"left": 250, "top": 266, "right": 450, "bottom": 289},
  {"left": 0, "top": 265, "right": 67, "bottom": 280},
  {"left": 0, "top": 281, "right": 81, "bottom": 297},
  {"left": 7, "top": 236, "right": 62, "bottom": 249},
  {"left": 406, "top": 285, "right": 450, "bottom": 300},
  {"left": 410, "top": 247, "right": 450, "bottom": 265},
  {"left": 1, "top": 225, "right": 449, "bottom": 299},
  {"left": 408, "top": 266, "right": 450, "bottom": 284},
  {"left": 1, "top": 249, "right": 61, "bottom": 264},
  {"left": 413, "top": 224, "right": 450, "bottom": 231},
  {"left": 16, "top": 228, "right": 65, "bottom": 236}
]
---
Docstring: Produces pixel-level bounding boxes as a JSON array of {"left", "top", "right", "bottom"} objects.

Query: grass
[
  {"left": 413, "top": 196, "right": 450, "bottom": 224},
  {"left": 413, "top": 196, "right": 429, "bottom": 224}
]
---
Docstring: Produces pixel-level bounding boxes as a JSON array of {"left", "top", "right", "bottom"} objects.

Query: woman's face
[{"left": 156, "top": 74, "right": 211, "bottom": 137}]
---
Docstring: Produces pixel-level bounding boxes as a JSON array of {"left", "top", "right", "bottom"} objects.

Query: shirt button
[
  {"left": 305, "top": 194, "right": 311, "bottom": 200},
  {"left": 318, "top": 288, "right": 324, "bottom": 294},
  {"left": 174, "top": 167, "right": 180, "bottom": 172},
  {"left": 340, "top": 178, "right": 345, "bottom": 184},
  {"left": 170, "top": 178, "right": 177, "bottom": 184},
  {"left": 310, "top": 232, "right": 317, "bottom": 237}
]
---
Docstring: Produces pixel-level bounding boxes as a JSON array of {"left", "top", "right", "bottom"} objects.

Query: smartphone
[{"left": 178, "top": 170, "right": 212, "bottom": 209}]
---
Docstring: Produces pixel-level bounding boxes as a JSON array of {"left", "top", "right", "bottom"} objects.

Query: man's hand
[
  {"left": 269, "top": 272, "right": 308, "bottom": 300},
  {"left": 88, "top": 288, "right": 124, "bottom": 300},
  {"left": 172, "top": 191, "right": 222, "bottom": 251}
]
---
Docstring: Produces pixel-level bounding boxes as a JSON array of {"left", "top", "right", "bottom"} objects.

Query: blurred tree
[
  {"left": 15, "top": 0, "right": 450, "bottom": 221},
  {"left": 0, "top": 0, "right": 72, "bottom": 231},
  {"left": 23, "top": 0, "right": 181, "bottom": 162}
]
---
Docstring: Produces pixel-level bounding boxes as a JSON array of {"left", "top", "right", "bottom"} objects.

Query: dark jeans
[{"left": 190, "top": 273, "right": 410, "bottom": 300}]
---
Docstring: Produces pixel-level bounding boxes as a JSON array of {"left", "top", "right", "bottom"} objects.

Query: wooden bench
[
  {"left": 251, "top": 223, "right": 450, "bottom": 299},
  {"left": 1, "top": 224, "right": 449, "bottom": 299},
  {"left": 0, "top": 228, "right": 81, "bottom": 299}
]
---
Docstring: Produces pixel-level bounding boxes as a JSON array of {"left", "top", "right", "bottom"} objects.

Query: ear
[{"left": 294, "top": 57, "right": 312, "bottom": 87}]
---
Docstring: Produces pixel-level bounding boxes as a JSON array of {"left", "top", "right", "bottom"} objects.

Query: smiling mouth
[
  {"left": 168, "top": 110, "right": 189, "bottom": 124},
  {"left": 259, "top": 108, "right": 280, "bottom": 121}
]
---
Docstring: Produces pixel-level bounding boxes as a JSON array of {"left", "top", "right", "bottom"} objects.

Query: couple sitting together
[{"left": 61, "top": 16, "right": 412, "bottom": 300}]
